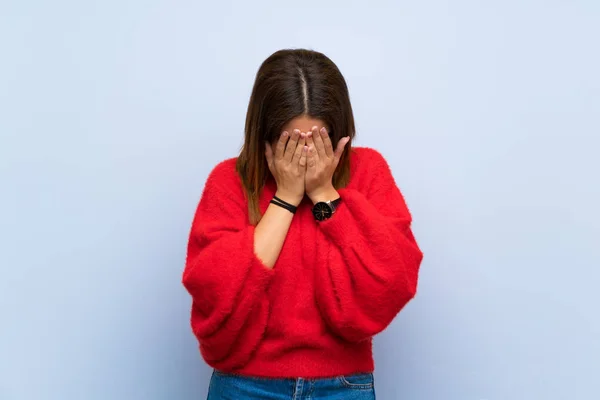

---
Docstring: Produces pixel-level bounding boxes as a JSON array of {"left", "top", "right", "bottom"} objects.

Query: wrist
[
  {"left": 274, "top": 190, "right": 303, "bottom": 207},
  {"left": 308, "top": 185, "right": 339, "bottom": 204}
]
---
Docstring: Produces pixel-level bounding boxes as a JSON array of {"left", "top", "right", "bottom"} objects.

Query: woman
[{"left": 182, "top": 49, "right": 423, "bottom": 400}]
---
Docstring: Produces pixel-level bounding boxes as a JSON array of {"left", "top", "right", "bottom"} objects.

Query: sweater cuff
[{"left": 316, "top": 188, "right": 361, "bottom": 245}]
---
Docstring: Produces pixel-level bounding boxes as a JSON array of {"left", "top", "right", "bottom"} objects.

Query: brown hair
[{"left": 236, "top": 49, "right": 356, "bottom": 225}]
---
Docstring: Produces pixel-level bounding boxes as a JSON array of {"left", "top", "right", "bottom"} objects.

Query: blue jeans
[{"left": 207, "top": 370, "right": 376, "bottom": 399}]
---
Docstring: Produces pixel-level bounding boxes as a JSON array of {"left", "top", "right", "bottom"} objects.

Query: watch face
[{"left": 313, "top": 202, "right": 333, "bottom": 221}]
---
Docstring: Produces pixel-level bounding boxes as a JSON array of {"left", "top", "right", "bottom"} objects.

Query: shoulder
[
  {"left": 350, "top": 146, "right": 387, "bottom": 162},
  {"left": 191, "top": 157, "right": 247, "bottom": 228},
  {"left": 201, "top": 157, "right": 245, "bottom": 202},
  {"left": 206, "top": 157, "right": 239, "bottom": 183},
  {"left": 349, "top": 146, "right": 392, "bottom": 175},
  {"left": 347, "top": 146, "right": 398, "bottom": 194}
]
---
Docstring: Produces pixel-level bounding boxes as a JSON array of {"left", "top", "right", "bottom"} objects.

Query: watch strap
[
  {"left": 329, "top": 197, "right": 342, "bottom": 213},
  {"left": 270, "top": 196, "right": 297, "bottom": 214}
]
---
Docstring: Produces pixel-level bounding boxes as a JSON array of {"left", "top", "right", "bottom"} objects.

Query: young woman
[{"left": 182, "top": 49, "right": 423, "bottom": 400}]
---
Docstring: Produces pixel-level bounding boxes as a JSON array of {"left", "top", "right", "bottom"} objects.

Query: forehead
[{"left": 281, "top": 115, "right": 326, "bottom": 133}]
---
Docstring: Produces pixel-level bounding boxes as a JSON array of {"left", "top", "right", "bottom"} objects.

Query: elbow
[
  {"left": 396, "top": 259, "right": 420, "bottom": 309},
  {"left": 182, "top": 248, "right": 207, "bottom": 294},
  {"left": 331, "top": 301, "right": 404, "bottom": 343},
  {"left": 182, "top": 261, "right": 201, "bottom": 295},
  {"left": 330, "top": 318, "right": 379, "bottom": 343},
  {"left": 181, "top": 267, "right": 194, "bottom": 293},
  {"left": 334, "top": 316, "right": 396, "bottom": 343},
  {"left": 353, "top": 273, "right": 418, "bottom": 340},
  {"left": 406, "top": 277, "right": 418, "bottom": 301},
  {"left": 396, "top": 284, "right": 417, "bottom": 316},
  {"left": 401, "top": 243, "right": 423, "bottom": 301},
  {"left": 181, "top": 266, "right": 193, "bottom": 290}
]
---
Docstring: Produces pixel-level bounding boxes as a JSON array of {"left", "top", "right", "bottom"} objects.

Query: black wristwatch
[{"left": 312, "top": 197, "right": 342, "bottom": 221}]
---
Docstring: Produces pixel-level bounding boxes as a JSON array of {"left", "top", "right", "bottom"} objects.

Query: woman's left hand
[{"left": 305, "top": 126, "right": 350, "bottom": 202}]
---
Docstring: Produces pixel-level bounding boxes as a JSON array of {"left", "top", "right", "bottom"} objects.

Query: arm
[
  {"left": 313, "top": 150, "right": 423, "bottom": 343},
  {"left": 182, "top": 162, "right": 294, "bottom": 370}
]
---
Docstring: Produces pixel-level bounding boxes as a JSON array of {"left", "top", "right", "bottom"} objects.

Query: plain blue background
[{"left": 1, "top": 1, "right": 599, "bottom": 399}]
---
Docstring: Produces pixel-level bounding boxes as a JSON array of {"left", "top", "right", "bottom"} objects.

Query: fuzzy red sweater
[{"left": 182, "top": 146, "right": 423, "bottom": 378}]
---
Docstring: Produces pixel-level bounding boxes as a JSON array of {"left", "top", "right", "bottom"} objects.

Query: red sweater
[{"left": 182, "top": 146, "right": 423, "bottom": 378}]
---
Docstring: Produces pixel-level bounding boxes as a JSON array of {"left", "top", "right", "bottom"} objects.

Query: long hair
[{"left": 236, "top": 49, "right": 356, "bottom": 225}]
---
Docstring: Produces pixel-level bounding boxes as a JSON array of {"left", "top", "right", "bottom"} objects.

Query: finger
[
  {"left": 265, "top": 142, "right": 273, "bottom": 164},
  {"left": 307, "top": 144, "right": 317, "bottom": 169},
  {"left": 292, "top": 131, "right": 306, "bottom": 164},
  {"left": 305, "top": 128, "right": 317, "bottom": 160},
  {"left": 333, "top": 136, "right": 350, "bottom": 164},
  {"left": 298, "top": 144, "right": 308, "bottom": 168},
  {"left": 312, "top": 125, "right": 327, "bottom": 159},
  {"left": 320, "top": 127, "right": 334, "bottom": 158},
  {"left": 275, "top": 131, "right": 289, "bottom": 160},
  {"left": 284, "top": 129, "right": 300, "bottom": 162},
  {"left": 265, "top": 142, "right": 275, "bottom": 173}
]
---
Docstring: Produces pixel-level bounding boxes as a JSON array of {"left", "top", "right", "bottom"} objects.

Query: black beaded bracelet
[{"left": 270, "top": 196, "right": 297, "bottom": 214}]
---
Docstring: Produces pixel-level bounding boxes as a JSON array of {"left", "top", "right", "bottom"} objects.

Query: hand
[
  {"left": 305, "top": 126, "right": 350, "bottom": 201},
  {"left": 265, "top": 129, "right": 308, "bottom": 206}
]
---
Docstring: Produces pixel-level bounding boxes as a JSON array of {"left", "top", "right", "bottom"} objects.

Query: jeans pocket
[{"left": 338, "top": 372, "right": 374, "bottom": 389}]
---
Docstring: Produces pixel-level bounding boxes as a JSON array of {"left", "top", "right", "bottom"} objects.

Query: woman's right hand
[{"left": 265, "top": 129, "right": 308, "bottom": 206}]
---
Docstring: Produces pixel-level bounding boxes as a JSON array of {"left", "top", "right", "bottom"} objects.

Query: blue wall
[{"left": 1, "top": 1, "right": 599, "bottom": 399}]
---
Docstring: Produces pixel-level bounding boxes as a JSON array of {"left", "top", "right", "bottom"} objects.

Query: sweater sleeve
[
  {"left": 182, "top": 162, "right": 274, "bottom": 370},
  {"left": 314, "top": 149, "right": 423, "bottom": 342}
]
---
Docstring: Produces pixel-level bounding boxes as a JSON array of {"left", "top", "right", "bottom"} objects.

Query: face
[{"left": 274, "top": 115, "right": 327, "bottom": 145}]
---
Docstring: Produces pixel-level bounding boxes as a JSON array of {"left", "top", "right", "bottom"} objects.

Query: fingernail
[
  {"left": 320, "top": 127, "right": 327, "bottom": 135},
  {"left": 283, "top": 131, "right": 288, "bottom": 137},
  {"left": 300, "top": 132, "right": 305, "bottom": 138},
  {"left": 303, "top": 145, "right": 308, "bottom": 152}
]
